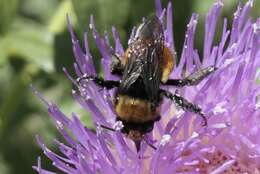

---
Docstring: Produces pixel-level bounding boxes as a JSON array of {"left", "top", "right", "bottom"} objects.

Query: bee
[{"left": 77, "top": 16, "right": 216, "bottom": 152}]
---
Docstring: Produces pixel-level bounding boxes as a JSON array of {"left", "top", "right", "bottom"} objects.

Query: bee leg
[
  {"left": 164, "top": 66, "right": 217, "bottom": 87},
  {"left": 94, "top": 122, "right": 120, "bottom": 132},
  {"left": 99, "top": 124, "right": 116, "bottom": 132},
  {"left": 110, "top": 54, "right": 124, "bottom": 76},
  {"left": 77, "top": 75, "right": 120, "bottom": 90},
  {"left": 160, "top": 89, "right": 207, "bottom": 126}
]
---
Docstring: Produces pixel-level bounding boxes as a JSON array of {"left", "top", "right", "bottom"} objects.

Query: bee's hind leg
[{"left": 160, "top": 89, "right": 207, "bottom": 126}]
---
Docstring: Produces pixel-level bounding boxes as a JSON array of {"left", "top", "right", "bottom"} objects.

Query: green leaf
[
  {"left": 72, "top": 0, "right": 130, "bottom": 30},
  {"left": 0, "top": 69, "right": 31, "bottom": 134},
  {"left": 0, "top": 18, "right": 54, "bottom": 72},
  {"left": 20, "top": 0, "right": 59, "bottom": 24},
  {"left": 0, "top": 0, "right": 18, "bottom": 35},
  {"left": 48, "top": 0, "right": 76, "bottom": 34}
]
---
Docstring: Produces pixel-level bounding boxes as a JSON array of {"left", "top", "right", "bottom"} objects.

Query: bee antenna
[
  {"left": 144, "top": 137, "right": 157, "bottom": 150},
  {"left": 94, "top": 122, "right": 116, "bottom": 132},
  {"left": 99, "top": 124, "right": 116, "bottom": 132}
]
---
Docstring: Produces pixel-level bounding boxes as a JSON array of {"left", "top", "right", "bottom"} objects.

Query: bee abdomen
[{"left": 115, "top": 95, "right": 159, "bottom": 123}]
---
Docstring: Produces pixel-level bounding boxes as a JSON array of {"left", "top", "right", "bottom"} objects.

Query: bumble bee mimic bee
[{"left": 77, "top": 16, "right": 217, "bottom": 152}]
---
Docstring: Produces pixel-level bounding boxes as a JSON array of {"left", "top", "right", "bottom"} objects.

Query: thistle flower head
[{"left": 34, "top": 0, "right": 260, "bottom": 173}]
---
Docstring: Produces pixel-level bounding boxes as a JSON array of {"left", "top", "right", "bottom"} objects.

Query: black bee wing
[
  {"left": 120, "top": 44, "right": 162, "bottom": 103},
  {"left": 119, "top": 16, "right": 164, "bottom": 103},
  {"left": 120, "top": 53, "right": 143, "bottom": 91},
  {"left": 141, "top": 44, "right": 162, "bottom": 103}
]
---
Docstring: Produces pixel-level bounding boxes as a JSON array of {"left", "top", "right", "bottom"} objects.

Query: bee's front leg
[{"left": 77, "top": 75, "right": 120, "bottom": 90}]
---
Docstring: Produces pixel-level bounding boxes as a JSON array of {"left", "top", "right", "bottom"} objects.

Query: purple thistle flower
[{"left": 33, "top": 0, "right": 260, "bottom": 173}]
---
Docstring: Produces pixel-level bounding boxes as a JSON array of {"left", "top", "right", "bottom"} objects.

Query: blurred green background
[{"left": 0, "top": 0, "right": 259, "bottom": 173}]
